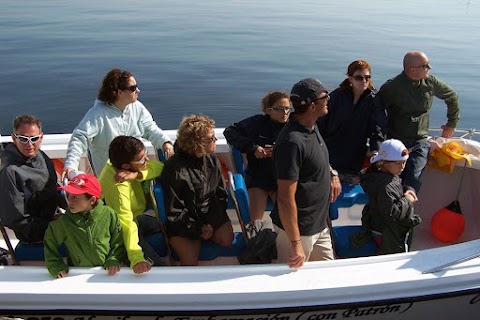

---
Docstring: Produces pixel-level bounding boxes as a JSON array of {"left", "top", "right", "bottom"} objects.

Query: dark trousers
[
  {"left": 136, "top": 214, "right": 163, "bottom": 265},
  {"left": 401, "top": 139, "right": 430, "bottom": 193}
]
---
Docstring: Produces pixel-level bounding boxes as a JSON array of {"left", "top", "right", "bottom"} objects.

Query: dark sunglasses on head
[
  {"left": 14, "top": 134, "right": 42, "bottom": 144},
  {"left": 122, "top": 84, "right": 138, "bottom": 92},
  {"left": 352, "top": 75, "right": 372, "bottom": 81}
]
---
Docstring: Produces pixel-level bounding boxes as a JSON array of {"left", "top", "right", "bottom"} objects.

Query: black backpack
[
  {"left": 238, "top": 222, "right": 277, "bottom": 264},
  {"left": 0, "top": 247, "right": 9, "bottom": 266}
]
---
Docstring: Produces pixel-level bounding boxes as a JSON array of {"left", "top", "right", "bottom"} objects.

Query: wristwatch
[{"left": 330, "top": 169, "right": 339, "bottom": 178}]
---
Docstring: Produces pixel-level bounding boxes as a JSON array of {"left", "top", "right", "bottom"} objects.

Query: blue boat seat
[
  {"left": 144, "top": 232, "right": 168, "bottom": 258},
  {"left": 230, "top": 172, "right": 276, "bottom": 221},
  {"left": 14, "top": 242, "right": 67, "bottom": 262},
  {"left": 231, "top": 147, "right": 246, "bottom": 177},
  {"left": 231, "top": 173, "right": 251, "bottom": 224},
  {"left": 329, "top": 183, "right": 368, "bottom": 220},
  {"left": 1, "top": 218, "right": 68, "bottom": 264},
  {"left": 13, "top": 233, "right": 164, "bottom": 263},
  {"left": 330, "top": 183, "right": 377, "bottom": 258},
  {"left": 151, "top": 178, "right": 247, "bottom": 262},
  {"left": 332, "top": 225, "right": 377, "bottom": 258}
]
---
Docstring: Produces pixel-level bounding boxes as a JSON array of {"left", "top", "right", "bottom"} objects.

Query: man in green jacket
[
  {"left": 44, "top": 174, "right": 126, "bottom": 278},
  {"left": 378, "top": 51, "right": 460, "bottom": 193}
]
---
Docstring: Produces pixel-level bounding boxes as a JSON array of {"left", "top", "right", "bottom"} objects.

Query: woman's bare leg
[
  {"left": 211, "top": 221, "right": 234, "bottom": 247},
  {"left": 169, "top": 236, "right": 201, "bottom": 266},
  {"left": 248, "top": 188, "right": 269, "bottom": 221},
  {"left": 248, "top": 188, "right": 277, "bottom": 222}
]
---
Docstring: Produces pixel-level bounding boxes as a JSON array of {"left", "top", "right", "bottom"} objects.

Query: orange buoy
[{"left": 431, "top": 207, "right": 465, "bottom": 242}]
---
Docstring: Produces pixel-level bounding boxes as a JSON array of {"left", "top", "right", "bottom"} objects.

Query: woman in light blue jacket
[{"left": 63, "top": 68, "right": 173, "bottom": 177}]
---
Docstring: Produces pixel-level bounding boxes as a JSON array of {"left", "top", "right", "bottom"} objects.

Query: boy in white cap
[
  {"left": 44, "top": 174, "right": 126, "bottom": 278},
  {"left": 352, "top": 139, "right": 422, "bottom": 254}
]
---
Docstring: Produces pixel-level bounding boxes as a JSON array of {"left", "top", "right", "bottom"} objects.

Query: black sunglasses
[
  {"left": 122, "top": 84, "right": 138, "bottom": 92},
  {"left": 352, "top": 75, "right": 372, "bottom": 81},
  {"left": 314, "top": 92, "right": 330, "bottom": 102},
  {"left": 414, "top": 63, "right": 431, "bottom": 69}
]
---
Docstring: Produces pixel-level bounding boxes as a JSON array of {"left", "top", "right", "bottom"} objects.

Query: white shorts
[{"left": 274, "top": 225, "right": 335, "bottom": 263}]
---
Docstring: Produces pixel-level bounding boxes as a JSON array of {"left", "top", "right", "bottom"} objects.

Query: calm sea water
[{"left": 1, "top": 0, "right": 479, "bottom": 135}]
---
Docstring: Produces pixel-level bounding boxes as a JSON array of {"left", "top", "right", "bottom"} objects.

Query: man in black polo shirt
[{"left": 271, "top": 78, "right": 342, "bottom": 268}]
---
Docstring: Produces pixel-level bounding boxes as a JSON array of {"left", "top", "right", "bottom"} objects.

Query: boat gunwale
[
  {"left": 1, "top": 287, "right": 480, "bottom": 315},
  {"left": 2, "top": 240, "right": 480, "bottom": 312}
]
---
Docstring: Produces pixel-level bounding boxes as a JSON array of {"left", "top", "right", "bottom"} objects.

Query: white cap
[{"left": 370, "top": 139, "right": 409, "bottom": 164}]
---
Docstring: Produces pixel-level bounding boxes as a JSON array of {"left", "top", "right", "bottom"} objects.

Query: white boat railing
[
  {"left": 429, "top": 128, "right": 480, "bottom": 141},
  {"left": 0, "top": 129, "right": 232, "bottom": 158}
]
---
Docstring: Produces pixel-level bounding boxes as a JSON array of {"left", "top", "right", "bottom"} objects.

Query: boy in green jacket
[{"left": 44, "top": 174, "right": 126, "bottom": 278}]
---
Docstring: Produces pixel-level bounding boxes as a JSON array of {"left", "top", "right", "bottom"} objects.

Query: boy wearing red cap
[{"left": 44, "top": 174, "right": 126, "bottom": 278}]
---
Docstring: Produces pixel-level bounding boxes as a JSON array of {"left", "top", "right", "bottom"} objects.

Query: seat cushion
[
  {"left": 333, "top": 225, "right": 377, "bottom": 258},
  {"left": 15, "top": 242, "right": 67, "bottom": 261}
]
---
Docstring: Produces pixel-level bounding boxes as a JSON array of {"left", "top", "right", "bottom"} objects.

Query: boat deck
[{"left": 2, "top": 132, "right": 480, "bottom": 263}]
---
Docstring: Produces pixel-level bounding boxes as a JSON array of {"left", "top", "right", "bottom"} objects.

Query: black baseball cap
[{"left": 290, "top": 78, "right": 329, "bottom": 109}]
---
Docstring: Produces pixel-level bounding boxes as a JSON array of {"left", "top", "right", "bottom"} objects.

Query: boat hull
[
  {"left": 2, "top": 239, "right": 480, "bottom": 320},
  {"left": 3, "top": 292, "right": 480, "bottom": 320}
]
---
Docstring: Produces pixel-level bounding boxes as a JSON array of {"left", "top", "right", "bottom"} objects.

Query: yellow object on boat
[{"left": 429, "top": 141, "right": 472, "bottom": 173}]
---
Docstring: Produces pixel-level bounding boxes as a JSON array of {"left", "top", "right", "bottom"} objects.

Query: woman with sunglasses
[
  {"left": 317, "top": 60, "right": 386, "bottom": 184},
  {"left": 63, "top": 68, "right": 173, "bottom": 178},
  {"left": 162, "top": 115, "right": 234, "bottom": 266},
  {"left": 223, "top": 91, "right": 290, "bottom": 223}
]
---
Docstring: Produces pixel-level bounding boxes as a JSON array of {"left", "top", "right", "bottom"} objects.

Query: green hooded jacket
[{"left": 44, "top": 199, "right": 126, "bottom": 277}]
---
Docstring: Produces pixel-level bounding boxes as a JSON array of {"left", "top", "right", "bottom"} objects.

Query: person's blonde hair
[{"left": 177, "top": 115, "right": 215, "bottom": 157}]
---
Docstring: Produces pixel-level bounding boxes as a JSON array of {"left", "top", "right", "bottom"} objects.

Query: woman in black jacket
[
  {"left": 224, "top": 91, "right": 290, "bottom": 222},
  {"left": 162, "top": 115, "right": 234, "bottom": 266},
  {"left": 317, "top": 60, "right": 386, "bottom": 184}
]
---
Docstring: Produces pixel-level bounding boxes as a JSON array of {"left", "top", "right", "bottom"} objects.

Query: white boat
[{"left": 1, "top": 129, "right": 480, "bottom": 320}]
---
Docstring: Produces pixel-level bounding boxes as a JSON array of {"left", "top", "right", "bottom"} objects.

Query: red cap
[{"left": 59, "top": 174, "right": 102, "bottom": 198}]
